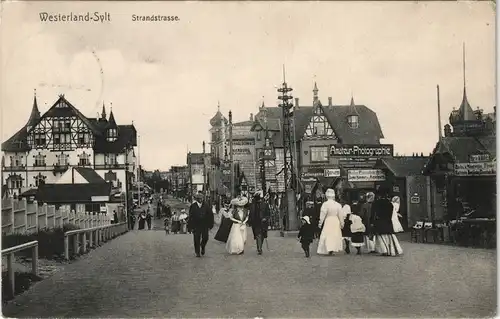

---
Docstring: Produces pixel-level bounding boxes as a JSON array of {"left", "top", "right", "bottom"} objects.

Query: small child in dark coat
[{"left": 298, "top": 216, "right": 315, "bottom": 258}]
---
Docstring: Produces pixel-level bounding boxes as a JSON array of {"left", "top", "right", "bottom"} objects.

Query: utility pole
[
  {"left": 278, "top": 65, "right": 298, "bottom": 232},
  {"left": 203, "top": 141, "right": 207, "bottom": 196},
  {"left": 229, "top": 110, "right": 234, "bottom": 197},
  {"left": 188, "top": 151, "right": 194, "bottom": 201}
]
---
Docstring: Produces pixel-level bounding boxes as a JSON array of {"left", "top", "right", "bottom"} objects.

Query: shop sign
[
  {"left": 410, "top": 196, "right": 420, "bottom": 204},
  {"left": 330, "top": 144, "right": 394, "bottom": 158},
  {"left": 454, "top": 162, "right": 496, "bottom": 176},
  {"left": 469, "top": 154, "right": 490, "bottom": 163},
  {"left": 347, "top": 169, "right": 386, "bottom": 182},
  {"left": 324, "top": 168, "right": 341, "bottom": 177}
]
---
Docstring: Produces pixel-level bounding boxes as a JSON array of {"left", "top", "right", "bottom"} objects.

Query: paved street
[{"left": 3, "top": 217, "right": 496, "bottom": 318}]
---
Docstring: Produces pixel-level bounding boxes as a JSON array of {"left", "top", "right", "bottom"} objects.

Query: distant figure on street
[
  {"left": 172, "top": 211, "right": 180, "bottom": 234},
  {"left": 129, "top": 213, "right": 136, "bottom": 230},
  {"left": 371, "top": 186, "right": 403, "bottom": 257},
  {"left": 298, "top": 216, "right": 315, "bottom": 258},
  {"left": 361, "top": 192, "right": 376, "bottom": 253},
  {"left": 146, "top": 210, "right": 153, "bottom": 230},
  {"left": 341, "top": 204, "right": 353, "bottom": 254},
  {"left": 164, "top": 216, "right": 171, "bottom": 235},
  {"left": 349, "top": 212, "right": 366, "bottom": 255},
  {"left": 226, "top": 196, "right": 249, "bottom": 255},
  {"left": 112, "top": 210, "right": 118, "bottom": 224},
  {"left": 248, "top": 190, "right": 270, "bottom": 255},
  {"left": 391, "top": 196, "right": 404, "bottom": 233},
  {"left": 317, "top": 188, "right": 344, "bottom": 256},
  {"left": 187, "top": 193, "right": 214, "bottom": 257},
  {"left": 138, "top": 211, "right": 147, "bottom": 230},
  {"left": 179, "top": 209, "right": 188, "bottom": 234}
]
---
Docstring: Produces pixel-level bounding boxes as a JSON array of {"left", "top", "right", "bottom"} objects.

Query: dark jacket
[
  {"left": 248, "top": 198, "right": 271, "bottom": 239},
  {"left": 298, "top": 223, "right": 315, "bottom": 244},
  {"left": 370, "top": 198, "right": 395, "bottom": 235},
  {"left": 187, "top": 202, "right": 214, "bottom": 231},
  {"left": 360, "top": 202, "right": 373, "bottom": 234}
]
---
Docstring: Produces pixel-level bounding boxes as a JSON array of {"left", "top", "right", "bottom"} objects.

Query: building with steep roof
[
  {"left": 423, "top": 46, "right": 496, "bottom": 223},
  {"left": 1, "top": 93, "right": 138, "bottom": 200},
  {"left": 251, "top": 83, "right": 391, "bottom": 200}
]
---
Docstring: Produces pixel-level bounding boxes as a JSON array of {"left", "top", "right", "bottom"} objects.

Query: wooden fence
[{"left": 1, "top": 198, "right": 112, "bottom": 235}]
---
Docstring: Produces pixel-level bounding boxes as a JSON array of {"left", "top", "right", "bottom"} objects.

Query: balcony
[
  {"left": 2, "top": 164, "right": 26, "bottom": 172},
  {"left": 53, "top": 164, "right": 69, "bottom": 173},
  {"left": 94, "top": 163, "right": 126, "bottom": 170}
]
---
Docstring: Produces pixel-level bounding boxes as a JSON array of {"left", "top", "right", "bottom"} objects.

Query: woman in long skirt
[
  {"left": 341, "top": 204, "right": 353, "bottom": 254},
  {"left": 317, "top": 189, "right": 344, "bottom": 255},
  {"left": 138, "top": 211, "right": 146, "bottom": 230},
  {"left": 372, "top": 186, "right": 403, "bottom": 256},
  {"left": 361, "top": 192, "right": 376, "bottom": 253},
  {"left": 391, "top": 196, "right": 405, "bottom": 233},
  {"left": 215, "top": 202, "right": 233, "bottom": 243},
  {"left": 226, "top": 196, "right": 249, "bottom": 255}
]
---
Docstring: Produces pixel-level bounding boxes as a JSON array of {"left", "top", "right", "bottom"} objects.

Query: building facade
[{"left": 1, "top": 93, "right": 137, "bottom": 201}]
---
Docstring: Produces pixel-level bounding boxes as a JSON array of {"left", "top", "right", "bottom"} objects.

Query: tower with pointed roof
[
  {"left": 448, "top": 43, "right": 487, "bottom": 137},
  {"left": 346, "top": 95, "right": 360, "bottom": 129},
  {"left": 209, "top": 101, "right": 228, "bottom": 164},
  {"left": 106, "top": 106, "right": 119, "bottom": 142},
  {"left": 26, "top": 89, "right": 41, "bottom": 132}
]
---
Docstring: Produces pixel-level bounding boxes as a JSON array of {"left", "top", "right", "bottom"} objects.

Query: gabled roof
[
  {"left": 233, "top": 120, "right": 253, "bottom": 127},
  {"left": 3, "top": 95, "right": 136, "bottom": 153},
  {"left": 36, "top": 183, "right": 111, "bottom": 203},
  {"left": 252, "top": 99, "right": 384, "bottom": 145},
  {"left": 378, "top": 157, "right": 429, "bottom": 177},
  {"left": 74, "top": 167, "right": 107, "bottom": 183}
]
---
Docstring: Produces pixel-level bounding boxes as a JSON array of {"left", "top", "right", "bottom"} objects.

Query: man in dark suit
[
  {"left": 249, "top": 190, "right": 270, "bottom": 255},
  {"left": 187, "top": 192, "right": 214, "bottom": 257}
]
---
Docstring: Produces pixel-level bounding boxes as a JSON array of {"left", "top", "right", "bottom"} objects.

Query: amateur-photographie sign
[
  {"left": 347, "top": 169, "right": 386, "bottom": 182},
  {"left": 330, "top": 144, "right": 394, "bottom": 158},
  {"left": 454, "top": 162, "right": 496, "bottom": 176}
]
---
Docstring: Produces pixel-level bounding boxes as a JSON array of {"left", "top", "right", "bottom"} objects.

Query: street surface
[{"left": 3, "top": 198, "right": 496, "bottom": 318}]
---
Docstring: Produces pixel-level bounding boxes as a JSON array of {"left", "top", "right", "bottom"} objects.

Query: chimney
[
  {"left": 250, "top": 113, "right": 254, "bottom": 121},
  {"left": 295, "top": 98, "right": 299, "bottom": 108},
  {"left": 328, "top": 97, "right": 332, "bottom": 107}
]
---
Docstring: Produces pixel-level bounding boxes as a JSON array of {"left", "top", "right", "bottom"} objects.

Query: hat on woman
[
  {"left": 325, "top": 188, "right": 336, "bottom": 200},
  {"left": 392, "top": 196, "right": 401, "bottom": 204},
  {"left": 231, "top": 196, "right": 249, "bottom": 207},
  {"left": 254, "top": 190, "right": 264, "bottom": 198},
  {"left": 366, "top": 192, "right": 375, "bottom": 203},
  {"left": 301, "top": 216, "right": 311, "bottom": 224}
]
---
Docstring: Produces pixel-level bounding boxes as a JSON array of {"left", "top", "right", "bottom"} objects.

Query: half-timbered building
[{"left": 1, "top": 93, "right": 137, "bottom": 198}]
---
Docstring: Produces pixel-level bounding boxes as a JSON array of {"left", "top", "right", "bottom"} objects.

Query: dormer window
[
  {"left": 347, "top": 115, "right": 359, "bottom": 129},
  {"left": 107, "top": 128, "right": 118, "bottom": 142}
]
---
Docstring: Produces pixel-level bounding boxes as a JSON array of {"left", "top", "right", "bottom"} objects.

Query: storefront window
[{"left": 310, "top": 146, "right": 328, "bottom": 162}]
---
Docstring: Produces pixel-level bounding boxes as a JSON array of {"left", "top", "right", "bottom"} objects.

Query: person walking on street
[
  {"left": 129, "top": 213, "right": 136, "bottom": 230},
  {"left": 298, "top": 216, "right": 315, "bottom": 257},
  {"left": 248, "top": 190, "right": 270, "bottom": 255},
  {"left": 146, "top": 210, "right": 152, "bottom": 230},
  {"left": 317, "top": 188, "right": 344, "bottom": 256},
  {"left": 361, "top": 192, "right": 376, "bottom": 253},
  {"left": 187, "top": 193, "right": 214, "bottom": 257}
]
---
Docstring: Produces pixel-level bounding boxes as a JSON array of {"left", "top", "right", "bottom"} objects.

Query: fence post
[
  {"left": 89, "top": 229, "right": 93, "bottom": 248},
  {"left": 22, "top": 198, "right": 28, "bottom": 233},
  {"left": 32, "top": 244, "right": 39, "bottom": 276},
  {"left": 64, "top": 235, "right": 69, "bottom": 260},
  {"left": 9, "top": 198, "right": 15, "bottom": 234},
  {"left": 42, "top": 203, "right": 48, "bottom": 230},
  {"left": 82, "top": 232, "right": 87, "bottom": 253},
  {"left": 73, "top": 234, "right": 79, "bottom": 258}
]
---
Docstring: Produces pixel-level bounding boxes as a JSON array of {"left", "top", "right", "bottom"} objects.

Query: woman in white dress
[
  {"left": 226, "top": 196, "right": 249, "bottom": 255},
  {"left": 391, "top": 196, "right": 404, "bottom": 233},
  {"left": 317, "top": 189, "right": 344, "bottom": 255}
]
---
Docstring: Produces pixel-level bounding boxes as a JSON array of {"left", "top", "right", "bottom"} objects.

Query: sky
[{"left": 0, "top": 1, "right": 496, "bottom": 171}]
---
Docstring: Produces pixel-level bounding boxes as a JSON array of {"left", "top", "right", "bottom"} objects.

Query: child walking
[
  {"left": 298, "top": 216, "right": 315, "bottom": 258},
  {"left": 349, "top": 213, "right": 366, "bottom": 255}
]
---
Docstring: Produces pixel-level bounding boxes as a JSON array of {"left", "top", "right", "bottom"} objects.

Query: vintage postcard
[{"left": 0, "top": 1, "right": 496, "bottom": 318}]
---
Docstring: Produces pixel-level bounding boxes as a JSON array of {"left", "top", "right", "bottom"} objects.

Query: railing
[
  {"left": 2, "top": 241, "right": 39, "bottom": 296},
  {"left": 64, "top": 222, "right": 128, "bottom": 260}
]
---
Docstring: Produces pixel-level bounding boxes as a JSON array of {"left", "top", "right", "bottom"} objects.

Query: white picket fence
[{"left": 1, "top": 198, "right": 112, "bottom": 235}]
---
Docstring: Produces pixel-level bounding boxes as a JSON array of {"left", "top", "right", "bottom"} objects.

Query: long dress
[
  {"left": 226, "top": 209, "right": 248, "bottom": 254},
  {"left": 372, "top": 198, "right": 403, "bottom": 256},
  {"left": 138, "top": 214, "right": 146, "bottom": 230},
  {"left": 317, "top": 199, "right": 344, "bottom": 255},
  {"left": 215, "top": 209, "right": 233, "bottom": 243},
  {"left": 391, "top": 202, "right": 404, "bottom": 233}
]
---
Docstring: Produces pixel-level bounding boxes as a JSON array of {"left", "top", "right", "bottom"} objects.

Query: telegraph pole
[
  {"left": 188, "top": 151, "right": 194, "bottom": 201},
  {"left": 229, "top": 110, "right": 234, "bottom": 197},
  {"left": 278, "top": 66, "right": 298, "bottom": 232},
  {"left": 202, "top": 141, "right": 207, "bottom": 196}
]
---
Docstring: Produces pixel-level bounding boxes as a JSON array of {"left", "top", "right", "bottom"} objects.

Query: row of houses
[
  {"left": 1, "top": 93, "right": 138, "bottom": 220},
  {"left": 182, "top": 79, "right": 495, "bottom": 229}
]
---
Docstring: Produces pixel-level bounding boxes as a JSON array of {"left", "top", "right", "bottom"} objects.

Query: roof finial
[
  {"left": 313, "top": 82, "right": 319, "bottom": 102},
  {"left": 217, "top": 100, "right": 220, "bottom": 111},
  {"left": 463, "top": 42, "right": 466, "bottom": 92},
  {"left": 282, "top": 64, "right": 286, "bottom": 83},
  {"left": 101, "top": 102, "right": 107, "bottom": 120},
  {"left": 261, "top": 96, "right": 265, "bottom": 109}
]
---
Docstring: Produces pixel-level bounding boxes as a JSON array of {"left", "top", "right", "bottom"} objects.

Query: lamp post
[{"left": 229, "top": 110, "right": 234, "bottom": 197}]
